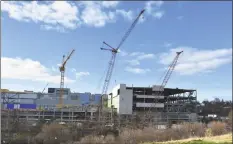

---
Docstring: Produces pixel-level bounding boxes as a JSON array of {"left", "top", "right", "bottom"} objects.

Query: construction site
[{"left": 1, "top": 9, "right": 198, "bottom": 143}]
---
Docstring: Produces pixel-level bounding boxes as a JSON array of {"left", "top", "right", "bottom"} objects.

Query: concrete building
[
  {"left": 1, "top": 88, "right": 101, "bottom": 110},
  {"left": 108, "top": 84, "right": 198, "bottom": 122},
  {"left": 1, "top": 88, "right": 102, "bottom": 123}
]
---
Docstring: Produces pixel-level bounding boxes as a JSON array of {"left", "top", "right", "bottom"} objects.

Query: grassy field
[{"left": 144, "top": 133, "right": 232, "bottom": 144}]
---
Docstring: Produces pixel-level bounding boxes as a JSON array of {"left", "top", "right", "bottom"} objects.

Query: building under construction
[
  {"left": 107, "top": 84, "right": 198, "bottom": 124},
  {"left": 1, "top": 9, "right": 199, "bottom": 141},
  {"left": 1, "top": 84, "right": 197, "bottom": 122},
  {"left": 1, "top": 84, "right": 198, "bottom": 125}
]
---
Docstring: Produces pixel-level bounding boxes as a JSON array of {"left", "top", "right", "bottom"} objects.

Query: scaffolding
[{"left": 128, "top": 85, "right": 198, "bottom": 126}]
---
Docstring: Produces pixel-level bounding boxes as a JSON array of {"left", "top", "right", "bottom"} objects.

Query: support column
[{"left": 72, "top": 110, "right": 74, "bottom": 122}]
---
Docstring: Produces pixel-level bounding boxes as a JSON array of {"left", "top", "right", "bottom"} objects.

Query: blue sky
[{"left": 1, "top": 1, "right": 232, "bottom": 101}]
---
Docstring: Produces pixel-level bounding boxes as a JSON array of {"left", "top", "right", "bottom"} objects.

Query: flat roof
[{"left": 126, "top": 86, "right": 196, "bottom": 95}]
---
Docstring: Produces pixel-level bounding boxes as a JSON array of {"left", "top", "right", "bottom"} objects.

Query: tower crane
[
  {"left": 158, "top": 51, "right": 183, "bottom": 91},
  {"left": 57, "top": 49, "right": 75, "bottom": 108},
  {"left": 100, "top": 9, "right": 145, "bottom": 109},
  {"left": 145, "top": 51, "right": 183, "bottom": 122}
]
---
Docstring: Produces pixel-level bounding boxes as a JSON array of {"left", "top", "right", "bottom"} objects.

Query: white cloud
[
  {"left": 124, "top": 51, "right": 155, "bottom": 66},
  {"left": 118, "top": 49, "right": 128, "bottom": 56},
  {"left": 1, "top": 1, "right": 80, "bottom": 31},
  {"left": 75, "top": 72, "right": 90, "bottom": 79},
  {"left": 145, "top": 1, "right": 165, "bottom": 19},
  {"left": 2, "top": 57, "right": 75, "bottom": 84},
  {"left": 159, "top": 47, "right": 232, "bottom": 75},
  {"left": 116, "top": 9, "right": 134, "bottom": 21},
  {"left": 70, "top": 68, "right": 90, "bottom": 80},
  {"left": 40, "top": 24, "right": 66, "bottom": 33},
  {"left": 80, "top": 2, "right": 116, "bottom": 27},
  {"left": 129, "top": 52, "right": 155, "bottom": 60},
  {"left": 129, "top": 52, "right": 144, "bottom": 57},
  {"left": 71, "top": 68, "right": 77, "bottom": 73},
  {"left": 125, "top": 67, "right": 150, "bottom": 74},
  {"left": 137, "top": 53, "right": 155, "bottom": 60},
  {"left": 1, "top": 1, "right": 153, "bottom": 31},
  {"left": 152, "top": 11, "right": 164, "bottom": 19},
  {"left": 51, "top": 66, "right": 57, "bottom": 72},
  {"left": 1, "top": 1, "right": 123, "bottom": 30},
  {"left": 101, "top": 1, "right": 119, "bottom": 8},
  {"left": 127, "top": 60, "right": 140, "bottom": 66}
]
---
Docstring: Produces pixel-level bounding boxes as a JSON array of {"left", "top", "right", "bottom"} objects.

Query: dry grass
[
  {"left": 33, "top": 123, "right": 72, "bottom": 144},
  {"left": 28, "top": 121, "right": 230, "bottom": 144},
  {"left": 117, "top": 123, "right": 206, "bottom": 144},
  {"left": 77, "top": 135, "right": 116, "bottom": 144},
  {"left": 146, "top": 133, "right": 232, "bottom": 144},
  {"left": 208, "top": 121, "right": 227, "bottom": 136}
]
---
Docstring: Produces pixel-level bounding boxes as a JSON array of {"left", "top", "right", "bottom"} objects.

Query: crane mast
[
  {"left": 58, "top": 49, "right": 75, "bottom": 108},
  {"left": 100, "top": 9, "right": 145, "bottom": 106}
]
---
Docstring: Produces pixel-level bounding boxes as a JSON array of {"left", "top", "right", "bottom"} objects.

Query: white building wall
[
  {"left": 119, "top": 84, "right": 133, "bottom": 114},
  {"left": 108, "top": 84, "right": 120, "bottom": 113},
  {"left": 109, "top": 84, "right": 133, "bottom": 114},
  {"left": 19, "top": 94, "right": 38, "bottom": 99},
  {"left": 19, "top": 99, "right": 35, "bottom": 104},
  {"left": 4, "top": 93, "right": 38, "bottom": 99},
  {"left": 112, "top": 95, "right": 120, "bottom": 113}
]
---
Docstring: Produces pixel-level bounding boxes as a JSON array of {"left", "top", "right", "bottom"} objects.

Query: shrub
[
  {"left": 205, "top": 128, "right": 212, "bottom": 137},
  {"left": 227, "top": 110, "right": 232, "bottom": 131},
  {"left": 209, "top": 121, "right": 227, "bottom": 136},
  {"left": 34, "top": 123, "right": 72, "bottom": 144},
  {"left": 9, "top": 134, "right": 33, "bottom": 144},
  {"left": 180, "top": 122, "right": 206, "bottom": 137},
  {"left": 117, "top": 123, "right": 207, "bottom": 144}
]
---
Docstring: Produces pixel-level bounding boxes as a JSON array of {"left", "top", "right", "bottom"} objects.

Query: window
[
  {"left": 56, "top": 89, "right": 68, "bottom": 95},
  {"left": 89, "top": 95, "right": 95, "bottom": 101},
  {"left": 48, "top": 88, "right": 55, "bottom": 93},
  {"left": 117, "top": 89, "right": 120, "bottom": 95}
]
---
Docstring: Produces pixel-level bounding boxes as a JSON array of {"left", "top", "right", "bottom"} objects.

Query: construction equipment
[
  {"left": 145, "top": 51, "right": 183, "bottom": 123},
  {"left": 99, "top": 9, "right": 145, "bottom": 122},
  {"left": 57, "top": 49, "right": 75, "bottom": 108},
  {"left": 158, "top": 51, "right": 183, "bottom": 91},
  {"left": 41, "top": 83, "right": 49, "bottom": 93}
]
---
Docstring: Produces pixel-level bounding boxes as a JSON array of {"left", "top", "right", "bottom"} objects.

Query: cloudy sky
[{"left": 1, "top": 1, "right": 232, "bottom": 101}]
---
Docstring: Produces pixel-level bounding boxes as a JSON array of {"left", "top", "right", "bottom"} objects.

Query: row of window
[{"left": 70, "top": 95, "right": 98, "bottom": 101}]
